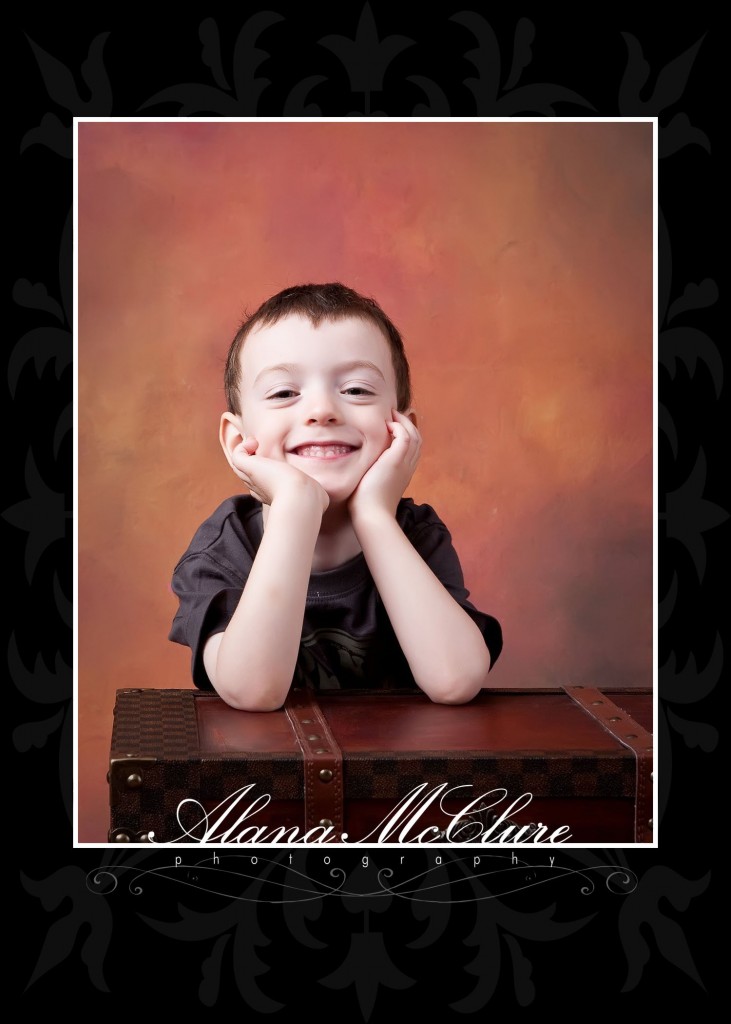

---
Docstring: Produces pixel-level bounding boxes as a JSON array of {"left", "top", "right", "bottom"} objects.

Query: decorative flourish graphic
[
  {"left": 319, "top": 4, "right": 413, "bottom": 114},
  {"left": 87, "top": 855, "right": 348, "bottom": 901},
  {"left": 22, "top": 864, "right": 115, "bottom": 992},
  {"left": 21, "top": 33, "right": 112, "bottom": 153},
  {"left": 86, "top": 853, "right": 637, "bottom": 902},
  {"left": 283, "top": 75, "right": 328, "bottom": 115},
  {"left": 618, "top": 33, "right": 708, "bottom": 147},
  {"left": 452, "top": 14, "right": 594, "bottom": 113},
  {"left": 320, "top": 914, "right": 414, "bottom": 1021},
  {"left": 618, "top": 865, "right": 709, "bottom": 992},
  {"left": 75, "top": 852, "right": 657, "bottom": 1013},
  {"left": 664, "top": 450, "right": 727, "bottom": 581},
  {"left": 4, "top": 454, "right": 68, "bottom": 581},
  {"left": 139, "top": 15, "right": 284, "bottom": 114}
]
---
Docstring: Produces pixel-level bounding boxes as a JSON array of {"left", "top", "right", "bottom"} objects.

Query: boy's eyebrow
[
  {"left": 253, "top": 361, "right": 386, "bottom": 385},
  {"left": 253, "top": 363, "right": 298, "bottom": 385},
  {"left": 335, "top": 360, "right": 387, "bottom": 380}
]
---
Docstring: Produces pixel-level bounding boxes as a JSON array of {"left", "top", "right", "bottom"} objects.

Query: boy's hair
[{"left": 224, "top": 283, "right": 412, "bottom": 415}]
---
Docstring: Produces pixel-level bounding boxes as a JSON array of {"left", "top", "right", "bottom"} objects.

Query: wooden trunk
[{"left": 108, "top": 686, "right": 653, "bottom": 845}]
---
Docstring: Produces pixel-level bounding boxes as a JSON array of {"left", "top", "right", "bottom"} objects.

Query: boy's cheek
[
  {"left": 254, "top": 435, "right": 287, "bottom": 461},
  {"left": 370, "top": 428, "right": 392, "bottom": 463}
]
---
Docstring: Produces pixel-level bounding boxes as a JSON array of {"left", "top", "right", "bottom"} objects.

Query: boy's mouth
[{"left": 290, "top": 444, "right": 358, "bottom": 459}]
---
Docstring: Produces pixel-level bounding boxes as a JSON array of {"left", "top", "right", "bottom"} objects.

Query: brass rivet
[
  {"left": 591, "top": 700, "right": 603, "bottom": 705},
  {"left": 319, "top": 769, "right": 333, "bottom": 782},
  {"left": 126, "top": 773, "right": 142, "bottom": 789},
  {"left": 301, "top": 718, "right": 312, "bottom": 724},
  {"left": 138, "top": 833, "right": 151, "bottom": 843},
  {"left": 114, "top": 832, "right": 131, "bottom": 843},
  {"left": 626, "top": 734, "right": 638, "bottom": 740},
  {"left": 646, "top": 746, "right": 653, "bottom": 752},
  {"left": 648, "top": 819, "right": 653, "bottom": 829},
  {"left": 608, "top": 716, "right": 621, "bottom": 722},
  {"left": 314, "top": 748, "right": 329, "bottom": 754},
  {"left": 307, "top": 734, "right": 320, "bottom": 741},
  {"left": 319, "top": 818, "right": 334, "bottom": 828}
]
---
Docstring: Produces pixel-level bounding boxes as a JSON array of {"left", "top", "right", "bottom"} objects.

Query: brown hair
[{"left": 224, "top": 283, "right": 412, "bottom": 414}]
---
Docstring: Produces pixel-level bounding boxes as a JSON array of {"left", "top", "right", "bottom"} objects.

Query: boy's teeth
[{"left": 296, "top": 445, "right": 352, "bottom": 458}]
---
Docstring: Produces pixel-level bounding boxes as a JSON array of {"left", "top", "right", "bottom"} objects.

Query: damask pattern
[{"left": 10, "top": 10, "right": 721, "bottom": 1014}]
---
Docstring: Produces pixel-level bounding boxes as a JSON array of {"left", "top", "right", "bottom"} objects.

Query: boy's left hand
[{"left": 348, "top": 409, "right": 421, "bottom": 521}]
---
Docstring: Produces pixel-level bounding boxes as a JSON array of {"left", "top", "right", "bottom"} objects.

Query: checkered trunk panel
[{"left": 111, "top": 689, "right": 200, "bottom": 759}]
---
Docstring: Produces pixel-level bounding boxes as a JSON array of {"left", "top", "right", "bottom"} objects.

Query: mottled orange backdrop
[{"left": 77, "top": 120, "right": 653, "bottom": 842}]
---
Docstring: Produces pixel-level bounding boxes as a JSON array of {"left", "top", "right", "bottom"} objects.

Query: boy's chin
[
  {"left": 296, "top": 466, "right": 364, "bottom": 505},
  {"left": 320, "top": 485, "right": 357, "bottom": 509}
]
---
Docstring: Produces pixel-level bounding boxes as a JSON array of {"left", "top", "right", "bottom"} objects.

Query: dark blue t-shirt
[{"left": 169, "top": 496, "right": 502, "bottom": 691}]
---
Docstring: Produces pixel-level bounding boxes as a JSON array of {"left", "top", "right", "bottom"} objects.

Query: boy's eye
[
  {"left": 267, "top": 389, "right": 298, "bottom": 400},
  {"left": 342, "top": 386, "right": 374, "bottom": 397}
]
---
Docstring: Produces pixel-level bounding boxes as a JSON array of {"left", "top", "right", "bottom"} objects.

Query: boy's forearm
[
  {"left": 352, "top": 511, "right": 491, "bottom": 703},
  {"left": 209, "top": 494, "right": 322, "bottom": 711}
]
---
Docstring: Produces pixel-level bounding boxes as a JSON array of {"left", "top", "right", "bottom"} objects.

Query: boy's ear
[
  {"left": 404, "top": 408, "right": 418, "bottom": 428},
  {"left": 219, "top": 411, "right": 245, "bottom": 469}
]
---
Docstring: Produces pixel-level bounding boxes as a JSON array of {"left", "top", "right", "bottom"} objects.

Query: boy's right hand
[{"left": 229, "top": 436, "right": 330, "bottom": 513}]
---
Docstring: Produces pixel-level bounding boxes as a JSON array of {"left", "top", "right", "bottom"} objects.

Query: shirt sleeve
[
  {"left": 169, "top": 561, "right": 244, "bottom": 690},
  {"left": 399, "top": 500, "right": 503, "bottom": 669},
  {"left": 168, "top": 501, "right": 259, "bottom": 690}
]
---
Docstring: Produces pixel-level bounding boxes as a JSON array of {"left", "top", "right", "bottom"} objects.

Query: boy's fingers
[
  {"left": 387, "top": 420, "right": 411, "bottom": 448},
  {"left": 392, "top": 409, "right": 420, "bottom": 444},
  {"left": 389, "top": 414, "right": 421, "bottom": 473},
  {"left": 391, "top": 421, "right": 417, "bottom": 454},
  {"left": 386, "top": 421, "right": 421, "bottom": 471}
]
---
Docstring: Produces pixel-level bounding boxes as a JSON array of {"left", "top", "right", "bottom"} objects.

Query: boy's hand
[
  {"left": 230, "top": 437, "right": 330, "bottom": 513},
  {"left": 349, "top": 410, "right": 421, "bottom": 521}
]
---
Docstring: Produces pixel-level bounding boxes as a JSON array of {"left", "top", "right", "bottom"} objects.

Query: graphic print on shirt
[{"left": 296, "top": 628, "right": 372, "bottom": 689}]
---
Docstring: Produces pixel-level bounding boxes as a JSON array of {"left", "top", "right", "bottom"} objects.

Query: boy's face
[{"left": 235, "top": 315, "right": 400, "bottom": 506}]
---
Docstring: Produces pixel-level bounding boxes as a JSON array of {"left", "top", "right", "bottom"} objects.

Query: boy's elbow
[
  {"left": 422, "top": 627, "right": 494, "bottom": 705},
  {"left": 422, "top": 664, "right": 489, "bottom": 705},
  {"left": 205, "top": 635, "right": 291, "bottom": 712},
  {"left": 428, "top": 681, "right": 483, "bottom": 705},
  {"left": 216, "top": 690, "right": 286, "bottom": 713},
  {"left": 220, "top": 692, "right": 286, "bottom": 713},
  {"left": 212, "top": 674, "right": 289, "bottom": 713}
]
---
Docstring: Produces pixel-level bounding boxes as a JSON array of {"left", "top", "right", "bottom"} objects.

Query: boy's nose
[
  {"left": 304, "top": 393, "right": 341, "bottom": 424},
  {"left": 306, "top": 408, "right": 339, "bottom": 424}
]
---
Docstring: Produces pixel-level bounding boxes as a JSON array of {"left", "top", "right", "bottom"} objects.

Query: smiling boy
[{"left": 170, "top": 283, "right": 502, "bottom": 710}]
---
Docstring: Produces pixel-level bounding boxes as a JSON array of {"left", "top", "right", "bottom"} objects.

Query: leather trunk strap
[
  {"left": 564, "top": 685, "right": 654, "bottom": 843},
  {"left": 285, "top": 687, "right": 344, "bottom": 838}
]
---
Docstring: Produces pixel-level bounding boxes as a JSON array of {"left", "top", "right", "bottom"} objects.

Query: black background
[{"left": 10, "top": 8, "right": 722, "bottom": 1015}]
